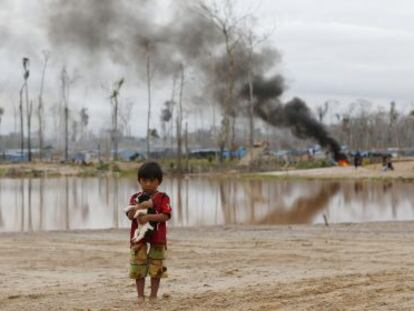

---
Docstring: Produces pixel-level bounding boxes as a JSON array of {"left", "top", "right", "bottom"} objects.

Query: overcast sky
[{"left": 1, "top": 0, "right": 414, "bottom": 136}]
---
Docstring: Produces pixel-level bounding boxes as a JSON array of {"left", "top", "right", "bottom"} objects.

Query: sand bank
[{"left": 261, "top": 160, "right": 414, "bottom": 180}]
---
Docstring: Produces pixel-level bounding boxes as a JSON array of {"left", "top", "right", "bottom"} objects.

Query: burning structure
[{"left": 240, "top": 75, "right": 348, "bottom": 163}]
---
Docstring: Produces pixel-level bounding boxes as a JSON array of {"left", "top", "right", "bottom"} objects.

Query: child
[{"left": 126, "top": 161, "right": 172, "bottom": 303}]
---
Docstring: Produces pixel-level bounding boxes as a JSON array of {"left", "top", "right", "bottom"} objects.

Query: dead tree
[
  {"left": 61, "top": 68, "right": 69, "bottom": 162},
  {"left": 119, "top": 100, "right": 134, "bottom": 137},
  {"left": 22, "top": 57, "right": 32, "bottom": 161},
  {"left": 145, "top": 42, "right": 153, "bottom": 159},
  {"left": 176, "top": 65, "right": 185, "bottom": 173},
  {"left": 79, "top": 107, "right": 89, "bottom": 141},
  {"left": 13, "top": 104, "right": 18, "bottom": 135},
  {"left": 19, "top": 85, "right": 24, "bottom": 159},
  {"left": 197, "top": 0, "right": 247, "bottom": 163},
  {"left": 246, "top": 38, "right": 255, "bottom": 149},
  {"left": 37, "top": 50, "right": 50, "bottom": 161},
  {"left": 110, "top": 78, "right": 124, "bottom": 161},
  {"left": 389, "top": 101, "right": 399, "bottom": 148},
  {"left": 316, "top": 102, "right": 329, "bottom": 123},
  {"left": 0, "top": 107, "right": 4, "bottom": 156},
  {"left": 60, "top": 67, "right": 78, "bottom": 162},
  {"left": 26, "top": 99, "right": 33, "bottom": 161},
  {"left": 243, "top": 24, "right": 272, "bottom": 151},
  {"left": 185, "top": 121, "right": 189, "bottom": 172},
  {"left": 168, "top": 74, "right": 178, "bottom": 149},
  {"left": 160, "top": 101, "right": 173, "bottom": 146}
]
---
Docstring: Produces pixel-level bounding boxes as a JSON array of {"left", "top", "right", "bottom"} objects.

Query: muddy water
[{"left": 0, "top": 176, "right": 413, "bottom": 232}]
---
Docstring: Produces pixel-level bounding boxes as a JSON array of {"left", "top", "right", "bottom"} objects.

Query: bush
[
  {"left": 96, "top": 162, "right": 109, "bottom": 171},
  {"left": 111, "top": 163, "right": 121, "bottom": 172}
]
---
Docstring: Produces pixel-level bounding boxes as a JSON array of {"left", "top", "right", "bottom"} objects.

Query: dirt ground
[
  {"left": 2, "top": 158, "right": 414, "bottom": 179},
  {"left": 1, "top": 223, "right": 414, "bottom": 311},
  {"left": 263, "top": 159, "right": 414, "bottom": 179},
  {"left": 0, "top": 161, "right": 140, "bottom": 176}
]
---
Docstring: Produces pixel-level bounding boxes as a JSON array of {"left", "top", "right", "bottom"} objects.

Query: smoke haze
[{"left": 241, "top": 75, "right": 344, "bottom": 158}]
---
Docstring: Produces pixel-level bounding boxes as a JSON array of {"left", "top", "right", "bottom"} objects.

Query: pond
[{"left": 0, "top": 176, "right": 413, "bottom": 232}]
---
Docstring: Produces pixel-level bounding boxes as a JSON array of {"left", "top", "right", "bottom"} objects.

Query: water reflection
[
  {"left": 254, "top": 183, "right": 340, "bottom": 224},
  {"left": 1, "top": 177, "right": 414, "bottom": 232}
]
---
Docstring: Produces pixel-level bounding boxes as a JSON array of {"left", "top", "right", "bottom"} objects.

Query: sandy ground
[
  {"left": 0, "top": 162, "right": 140, "bottom": 176},
  {"left": 1, "top": 223, "right": 414, "bottom": 311},
  {"left": 262, "top": 159, "right": 414, "bottom": 179}
]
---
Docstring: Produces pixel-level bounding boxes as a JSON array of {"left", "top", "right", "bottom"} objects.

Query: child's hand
[
  {"left": 124, "top": 205, "right": 136, "bottom": 220},
  {"left": 138, "top": 214, "right": 149, "bottom": 225},
  {"left": 127, "top": 209, "right": 136, "bottom": 220},
  {"left": 140, "top": 199, "right": 153, "bottom": 209}
]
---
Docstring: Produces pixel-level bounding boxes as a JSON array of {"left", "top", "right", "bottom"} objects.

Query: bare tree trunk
[
  {"left": 146, "top": 48, "right": 152, "bottom": 159},
  {"left": 0, "top": 109, "right": 2, "bottom": 157},
  {"left": 169, "top": 74, "right": 177, "bottom": 150},
  {"left": 111, "top": 96, "right": 119, "bottom": 161},
  {"left": 219, "top": 32, "right": 236, "bottom": 163},
  {"left": 22, "top": 58, "right": 31, "bottom": 161},
  {"left": 24, "top": 82, "right": 32, "bottom": 162},
  {"left": 114, "top": 97, "right": 119, "bottom": 161},
  {"left": 37, "top": 97, "right": 44, "bottom": 160},
  {"left": 38, "top": 51, "right": 49, "bottom": 161},
  {"left": 176, "top": 65, "right": 185, "bottom": 173},
  {"left": 169, "top": 106, "right": 175, "bottom": 150},
  {"left": 185, "top": 122, "right": 189, "bottom": 172},
  {"left": 110, "top": 78, "right": 124, "bottom": 161},
  {"left": 60, "top": 68, "right": 69, "bottom": 163},
  {"left": 13, "top": 104, "right": 18, "bottom": 135},
  {"left": 64, "top": 105, "right": 69, "bottom": 162},
  {"left": 230, "top": 114, "right": 236, "bottom": 154},
  {"left": 247, "top": 67, "right": 254, "bottom": 148},
  {"left": 394, "top": 126, "right": 400, "bottom": 150},
  {"left": 98, "top": 143, "right": 101, "bottom": 162},
  {"left": 26, "top": 99, "right": 33, "bottom": 162},
  {"left": 19, "top": 86, "right": 24, "bottom": 159}
]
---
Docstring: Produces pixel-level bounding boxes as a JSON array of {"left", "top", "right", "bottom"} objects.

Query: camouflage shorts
[{"left": 129, "top": 243, "right": 168, "bottom": 279}]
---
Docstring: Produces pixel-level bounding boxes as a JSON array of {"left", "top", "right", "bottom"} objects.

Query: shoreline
[
  {"left": 2, "top": 222, "right": 414, "bottom": 310},
  {"left": 1, "top": 159, "right": 414, "bottom": 180}
]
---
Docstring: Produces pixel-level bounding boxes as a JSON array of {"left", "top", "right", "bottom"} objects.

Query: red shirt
[{"left": 129, "top": 191, "right": 172, "bottom": 246}]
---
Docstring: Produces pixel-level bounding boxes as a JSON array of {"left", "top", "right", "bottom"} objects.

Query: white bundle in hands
[{"left": 124, "top": 192, "right": 156, "bottom": 243}]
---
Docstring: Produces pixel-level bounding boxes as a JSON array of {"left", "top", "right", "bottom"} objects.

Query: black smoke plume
[
  {"left": 241, "top": 76, "right": 346, "bottom": 161},
  {"left": 45, "top": 0, "right": 222, "bottom": 78}
]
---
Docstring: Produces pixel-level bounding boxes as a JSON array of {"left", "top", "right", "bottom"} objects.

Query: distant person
[
  {"left": 124, "top": 161, "right": 172, "bottom": 303},
  {"left": 354, "top": 151, "right": 362, "bottom": 168},
  {"left": 383, "top": 155, "right": 394, "bottom": 171}
]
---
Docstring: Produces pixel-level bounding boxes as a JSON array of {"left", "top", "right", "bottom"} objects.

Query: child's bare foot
[
  {"left": 137, "top": 296, "right": 145, "bottom": 304},
  {"left": 148, "top": 296, "right": 157, "bottom": 304}
]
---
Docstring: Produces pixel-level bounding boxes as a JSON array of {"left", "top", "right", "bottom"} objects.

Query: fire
[{"left": 337, "top": 159, "right": 349, "bottom": 167}]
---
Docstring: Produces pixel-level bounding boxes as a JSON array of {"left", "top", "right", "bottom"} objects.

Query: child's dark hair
[{"left": 137, "top": 161, "right": 163, "bottom": 183}]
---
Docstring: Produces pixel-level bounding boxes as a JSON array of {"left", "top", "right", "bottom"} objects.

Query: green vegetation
[
  {"left": 0, "top": 168, "right": 7, "bottom": 177},
  {"left": 111, "top": 163, "right": 121, "bottom": 173},
  {"left": 96, "top": 162, "right": 110, "bottom": 171}
]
